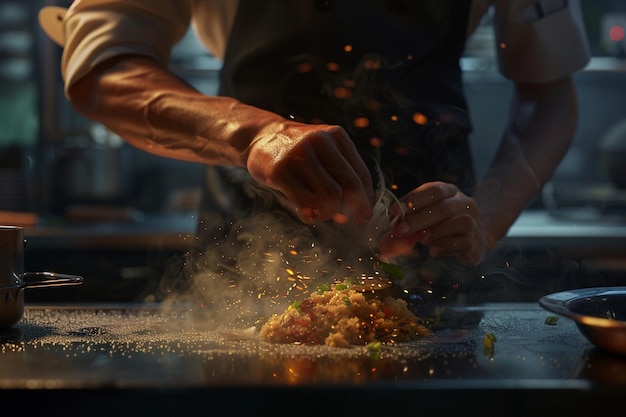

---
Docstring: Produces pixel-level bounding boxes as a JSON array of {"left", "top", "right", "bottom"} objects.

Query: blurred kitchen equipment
[
  {"left": 539, "top": 286, "right": 626, "bottom": 356},
  {"left": 0, "top": 225, "right": 83, "bottom": 328},
  {"left": 51, "top": 124, "right": 133, "bottom": 210},
  {"left": 544, "top": 116, "right": 626, "bottom": 220}
]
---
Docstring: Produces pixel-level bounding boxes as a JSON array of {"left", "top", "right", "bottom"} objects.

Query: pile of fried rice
[{"left": 259, "top": 282, "right": 429, "bottom": 347}]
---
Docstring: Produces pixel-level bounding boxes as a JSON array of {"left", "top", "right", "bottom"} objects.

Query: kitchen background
[{"left": 1, "top": 0, "right": 626, "bottom": 302}]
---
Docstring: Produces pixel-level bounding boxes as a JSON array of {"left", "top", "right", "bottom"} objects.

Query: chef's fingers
[
  {"left": 273, "top": 145, "right": 340, "bottom": 223},
  {"left": 419, "top": 211, "right": 488, "bottom": 266},
  {"left": 330, "top": 127, "right": 376, "bottom": 204},
  {"left": 422, "top": 213, "right": 475, "bottom": 251},
  {"left": 426, "top": 235, "right": 480, "bottom": 266},
  {"left": 291, "top": 166, "right": 344, "bottom": 223},
  {"left": 393, "top": 186, "right": 479, "bottom": 235},
  {"left": 247, "top": 124, "right": 373, "bottom": 224},
  {"left": 315, "top": 133, "right": 374, "bottom": 224},
  {"left": 274, "top": 143, "right": 370, "bottom": 224},
  {"left": 427, "top": 234, "right": 484, "bottom": 266},
  {"left": 285, "top": 128, "right": 374, "bottom": 224},
  {"left": 379, "top": 182, "right": 487, "bottom": 264},
  {"left": 376, "top": 231, "right": 422, "bottom": 261},
  {"left": 391, "top": 182, "right": 458, "bottom": 218},
  {"left": 378, "top": 217, "right": 485, "bottom": 266}
]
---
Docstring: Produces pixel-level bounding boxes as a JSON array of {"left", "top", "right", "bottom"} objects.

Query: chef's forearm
[
  {"left": 67, "top": 55, "right": 288, "bottom": 166},
  {"left": 472, "top": 135, "right": 546, "bottom": 249},
  {"left": 473, "top": 76, "right": 578, "bottom": 247}
]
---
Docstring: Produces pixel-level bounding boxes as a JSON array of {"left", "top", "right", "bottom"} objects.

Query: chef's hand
[
  {"left": 377, "top": 182, "right": 489, "bottom": 266},
  {"left": 246, "top": 123, "right": 375, "bottom": 224}
]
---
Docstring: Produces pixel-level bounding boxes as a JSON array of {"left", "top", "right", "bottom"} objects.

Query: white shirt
[{"left": 59, "top": 0, "right": 590, "bottom": 93}]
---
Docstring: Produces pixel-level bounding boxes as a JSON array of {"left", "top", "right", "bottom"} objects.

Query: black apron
[
  {"left": 219, "top": 0, "right": 474, "bottom": 195},
  {"left": 160, "top": 1, "right": 478, "bottom": 320}
]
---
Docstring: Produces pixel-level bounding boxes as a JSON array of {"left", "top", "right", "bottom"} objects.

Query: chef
[{"left": 51, "top": 0, "right": 590, "bottom": 303}]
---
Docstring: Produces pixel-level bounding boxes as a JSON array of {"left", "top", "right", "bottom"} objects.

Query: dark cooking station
[
  {"left": 3, "top": 207, "right": 625, "bottom": 415},
  {"left": 0, "top": 302, "right": 625, "bottom": 415}
]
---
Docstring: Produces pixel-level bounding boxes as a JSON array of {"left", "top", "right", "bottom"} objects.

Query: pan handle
[{"left": 21, "top": 271, "right": 84, "bottom": 289}]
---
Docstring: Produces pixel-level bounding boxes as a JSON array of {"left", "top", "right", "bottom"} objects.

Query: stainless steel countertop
[
  {"left": 505, "top": 210, "right": 626, "bottom": 256},
  {"left": 23, "top": 212, "right": 199, "bottom": 251},
  {"left": 21, "top": 210, "right": 626, "bottom": 256}
]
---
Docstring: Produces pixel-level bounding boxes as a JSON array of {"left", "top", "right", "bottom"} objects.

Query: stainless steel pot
[{"left": 0, "top": 226, "right": 83, "bottom": 328}]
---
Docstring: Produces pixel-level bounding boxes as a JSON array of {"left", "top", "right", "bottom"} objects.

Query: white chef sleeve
[
  {"left": 61, "top": 0, "right": 192, "bottom": 95},
  {"left": 494, "top": 0, "right": 591, "bottom": 83}
]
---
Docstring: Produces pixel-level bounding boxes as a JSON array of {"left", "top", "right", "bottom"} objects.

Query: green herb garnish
[
  {"left": 377, "top": 260, "right": 405, "bottom": 281},
  {"left": 316, "top": 284, "right": 331, "bottom": 294},
  {"left": 366, "top": 341, "right": 382, "bottom": 360},
  {"left": 289, "top": 300, "right": 302, "bottom": 311}
]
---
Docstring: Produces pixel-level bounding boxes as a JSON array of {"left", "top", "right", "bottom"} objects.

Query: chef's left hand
[{"left": 377, "top": 181, "right": 489, "bottom": 266}]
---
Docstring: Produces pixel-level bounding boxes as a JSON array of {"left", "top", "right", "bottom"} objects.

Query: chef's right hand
[{"left": 246, "top": 123, "right": 375, "bottom": 224}]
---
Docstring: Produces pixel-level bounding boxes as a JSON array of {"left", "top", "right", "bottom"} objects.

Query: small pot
[{"left": 0, "top": 226, "right": 83, "bottom": 328}]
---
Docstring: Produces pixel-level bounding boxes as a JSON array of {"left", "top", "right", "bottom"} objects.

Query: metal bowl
[{"left": 539, "top": 287, "right": 626, "bottom": 356}]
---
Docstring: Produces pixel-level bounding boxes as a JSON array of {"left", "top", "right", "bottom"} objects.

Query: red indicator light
[{"left": 609, "top": 25, "right": 625, "bottom": 42}]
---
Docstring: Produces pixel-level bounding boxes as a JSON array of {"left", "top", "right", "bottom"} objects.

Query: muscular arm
[
  {"left": 473, "top": 75, "right": 578, "bottom": 247},
  {"left": 67, "top": 55, "right": 375, "bottom": 223},
  {"left": 68, "top": 55, "right": 286, "bottom": 166}
]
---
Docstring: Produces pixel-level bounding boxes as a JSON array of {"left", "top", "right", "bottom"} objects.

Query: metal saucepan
[{"left": 0, "top": 226, "right": 83, "bottom": 328}]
